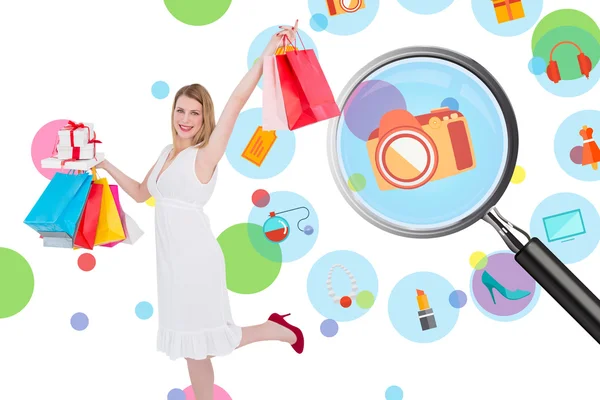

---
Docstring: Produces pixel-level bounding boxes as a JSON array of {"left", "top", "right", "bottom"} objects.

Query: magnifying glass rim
[{"left": 327, "top": 46, "right": 519, "bottom": 239}]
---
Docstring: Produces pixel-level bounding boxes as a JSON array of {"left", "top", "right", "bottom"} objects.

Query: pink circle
[
  {"left": 183, "top": 384, "right": 232, "bottom": 400},
  {"left": 31, "top": 119, "right": 71, "bottom": 179}
]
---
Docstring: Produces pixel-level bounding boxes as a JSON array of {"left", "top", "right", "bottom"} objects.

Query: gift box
[
  {"left": 56, "top": 143, "right": 97, "bottom": 160},
  {"left": 492, "top": 0, "right": 525, "bottom": 24},
  {"left": 41, "top": 152, "right": 105, "bottom": 170},
  {"left": 58, "top": 121, "right": 95, "bottom": 147}
]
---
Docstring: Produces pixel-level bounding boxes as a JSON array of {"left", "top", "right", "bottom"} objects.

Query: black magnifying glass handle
[{"left": 484, "top": 207, "right": 600, "bottom": 345}]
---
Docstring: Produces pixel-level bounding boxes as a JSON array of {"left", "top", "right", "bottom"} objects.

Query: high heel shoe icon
[
  {"left": 268, "top": 313, "right": 304, "bottom": 354},
  {"left": 481, "top": 271, "right": 531, "bottom": 305}
]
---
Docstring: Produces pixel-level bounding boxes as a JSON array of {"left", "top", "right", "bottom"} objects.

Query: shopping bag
[
  {"left": 276, "top": 36, "right": 340, "bottom": 130},
  {"left": 262, "top": 55, "right": 290, "bottom": 130},
  {"left": 24, "top": 171, "right": 92, "bottom": 239},
  {"left": 122, "top": 212, "right": 144, "bottom": 245},
  {"left": 93, "top": 169, "right": 126, "bottom": 246},
  {"left": 74, "top": 183, "right": 103, "bottom": 250},
  {"left": 100, "top": 185, "right": 127, "bottom": 247}
]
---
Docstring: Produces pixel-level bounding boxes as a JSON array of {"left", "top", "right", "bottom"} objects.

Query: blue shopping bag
[{"left": 24, "top": 172, "right": 92, "bottom": 239}]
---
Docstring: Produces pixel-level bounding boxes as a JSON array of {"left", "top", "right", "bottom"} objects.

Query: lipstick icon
[{"left": 416, "top": 289, "right": 437, "bottom": 331}]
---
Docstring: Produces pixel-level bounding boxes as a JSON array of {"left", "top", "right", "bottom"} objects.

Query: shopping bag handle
[{"left": 282, "top": 31, "right": 306, "bottom": 53}]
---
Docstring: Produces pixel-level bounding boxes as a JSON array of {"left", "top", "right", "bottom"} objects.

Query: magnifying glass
[{"left": 327, "top": 47, "right": 600, "bottom": 344}]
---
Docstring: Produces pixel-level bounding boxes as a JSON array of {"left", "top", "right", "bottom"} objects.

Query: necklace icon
[
  {"left": 326, "top": 264, "right": 359, "bottom": 308},
  {"left": 263, "top": 206, "right": 313, "bottom": 243}
]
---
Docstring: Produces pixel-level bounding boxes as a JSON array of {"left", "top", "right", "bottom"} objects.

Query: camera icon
[
  {"left": 366, "top": 107, "right": 477, "bottom": 190},
  {"left": 326, "top": 0, "right": 366, "bottom": 16}
]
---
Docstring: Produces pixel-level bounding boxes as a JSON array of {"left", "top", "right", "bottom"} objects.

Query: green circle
[
  {"left": 356, "top": 290, "right": 375, "bottom": 309},
  {"left": 217, "top": 223, "right": 282, "bottom": 294},
  {"left": 164, "top": 0, "right": 232, "bottom": 26},
  {"left": 474, "top": 255, "right": 488, "bottom": 271},
  {"left": 0, "top": 248, "right": 34, "bottom": 318},
  {"left": 348, "top": 173, "right": 366, "bottom": 192}
]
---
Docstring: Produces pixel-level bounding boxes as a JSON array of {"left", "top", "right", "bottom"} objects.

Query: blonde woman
[{"left": 97, "top": 21, "right": 303, "bottom": 400}]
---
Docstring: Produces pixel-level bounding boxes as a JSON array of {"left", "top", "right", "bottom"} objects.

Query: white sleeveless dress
[{"left": 147, "top": 144, "right": 242, "bottom": 361}]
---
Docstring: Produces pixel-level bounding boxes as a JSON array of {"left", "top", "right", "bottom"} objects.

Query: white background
[{"left": 1, "top": 0, "right": 600, "bottom": 399}]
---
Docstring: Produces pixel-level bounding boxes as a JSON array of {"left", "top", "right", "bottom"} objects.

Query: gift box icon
[{"left": 492, "top": 0, "right": 525, "bottom": 24}]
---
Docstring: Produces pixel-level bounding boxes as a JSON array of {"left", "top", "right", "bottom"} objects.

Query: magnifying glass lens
[{"left": 333, "top": 52, "right": 509, "bottom": 235}]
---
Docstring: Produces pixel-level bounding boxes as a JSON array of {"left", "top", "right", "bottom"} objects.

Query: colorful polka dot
[
  {"left": 70, "top": 312, "right": 89, "bottom": 331},
  {"left": 77, "top": 253, "right": 96, "bottom": 272},
  {"left": 356, "top": 290, "right": 375, "bottom": 309},
  {"left": 0, "top": 248, "right": 35, "bottom": 319},
  {"left": 145, "top": 196, "right": 156, "bottom": 207},
  {"left": 320, "top": 319, "right": 338, "bottom": 337},
  {"left": 385, "top": 385, "right": 404, "bottom": 400},
  {"left": 252, "top": 189, "right": 270, "bottom": 207},
  {"left": 348, "top": 173, "right": 366, "bottom": 192},
  {"left": 151, "top": 81, "right": 169, "bottom": 99},
  {"left": 167, "top": 388, "right": 186, "bottom": 400},
  {"left": 469, "top": 251, "right": 488, "bottom": 270},
  {"left": 135, "top": 301, "right": 154, "bottom": 320},
  {"left": 511, "top": 166, "right": 526, "bottom": 184},
  {"left": 163, "top": 0, "right": 232, "bottom": 26},
  {"left": 449, "top": 290, "right": 467, "bottom": 308}
]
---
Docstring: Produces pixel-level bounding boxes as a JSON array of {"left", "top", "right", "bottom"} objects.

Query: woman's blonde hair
[{"left": 170, "top": 84, "right": 215, "bottom": 148}]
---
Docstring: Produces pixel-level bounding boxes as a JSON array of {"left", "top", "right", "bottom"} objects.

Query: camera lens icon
[{"left": 366, "top": 107, "right": 477, "bottom": 190}]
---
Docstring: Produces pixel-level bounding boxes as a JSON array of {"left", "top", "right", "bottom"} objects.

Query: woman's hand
[{"left": 261, "top": 20, "right": 298, "bottom": 57}]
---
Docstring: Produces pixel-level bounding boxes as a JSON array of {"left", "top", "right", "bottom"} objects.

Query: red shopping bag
[
  {"left": 276, "top": 35, "right": 340, "bottom": 130},
  {"left": 74, "top": 183, "right": 103, "bottom": 250}
]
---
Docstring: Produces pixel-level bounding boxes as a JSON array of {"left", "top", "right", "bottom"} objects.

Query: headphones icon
[{"left": 547, "top": 41, "right": 593, "bottom": 84}]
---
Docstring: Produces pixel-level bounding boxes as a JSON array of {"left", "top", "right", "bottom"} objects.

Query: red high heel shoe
[{"left": 268, "top": 313, "right": 304, "bottom": 354}]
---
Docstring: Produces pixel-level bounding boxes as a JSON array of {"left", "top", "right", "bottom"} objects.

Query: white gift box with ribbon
[
  {"left": 56, "top": 143, "right": 97, "bottom": 160},
  {"left": 57, "top": 122, "right": 94, "bottom": 147}
]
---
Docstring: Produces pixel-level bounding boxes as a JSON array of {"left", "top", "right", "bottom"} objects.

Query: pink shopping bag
[{"left": 262, "top": 55, "right": 289, "bottom": 131}]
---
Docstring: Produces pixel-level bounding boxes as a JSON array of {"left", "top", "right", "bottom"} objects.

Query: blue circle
[
  {"left": 336, "top": 57, "right": 508, "bottom": 231},
  {"left": 225, "top": 108, "right": 295, "bottom": 179},
  {"left": 167, "top": 388, "right": 185, "bottom": 400},
  {"left": 385, "top": 385, "right": 404, "bottom": 400},
  {"left": 308, "top": 0, "right": 379, "bottom": 36},
  {"left": 397, "top": 0, "right": 453, "bottom": 15},
  {"left": 320, "top": 319, "right": 339, "bottom": 337},
  {"left": 554, "top": 110, "right": 600, "bottom": 182},
  {"left": 528, "top": 57, "right": 546, "bottom": 75},
  {"left": 449, "top": 290, "right": 467, "bottom": 308},
  {"left": 307, "top": 250, "right": 378, "bottom": 322},
  {"left": 249, "top": 191, "right": 318, "bottom": 262},
  {"left": 310, "top": 13, "right": 328, "bottom": 32},
  {"left": 441, "top": 97, "right": 459, "bottom": 111},
  {"left": 388, "top": 272, "right": 459, "bottom": 343},
  {"left": 247, "top": 26, "right": 318, "bottom": 89},
  {"left": 472, "top": 0, "right": 543, "bottom": 37},
  {"left": 151, "top": 81, "right": 170, "bottom": 99},
  {"left": 304, "top": 225, "right": 314, "bottom": 235},
  {"left": 530, "top": 192, "right": 600, "bottom": 264},
  {"left": 135, "top": 301, "right": 154, "bottom": 320},
  {"left": 70, "top": 312, "right": 89, "bottom": 331}
]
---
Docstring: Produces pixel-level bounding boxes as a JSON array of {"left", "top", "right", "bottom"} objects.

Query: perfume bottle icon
[{"left": 262, "top": 207, "right": 314, "bottom": 243}]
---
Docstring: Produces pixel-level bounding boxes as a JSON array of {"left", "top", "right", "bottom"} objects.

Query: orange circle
[
  {"left": 77, "top": 253, "right": 96, "bottom": 272},
  {"left": 340, "top": 296, "right": 352, "bottom": 308}
]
